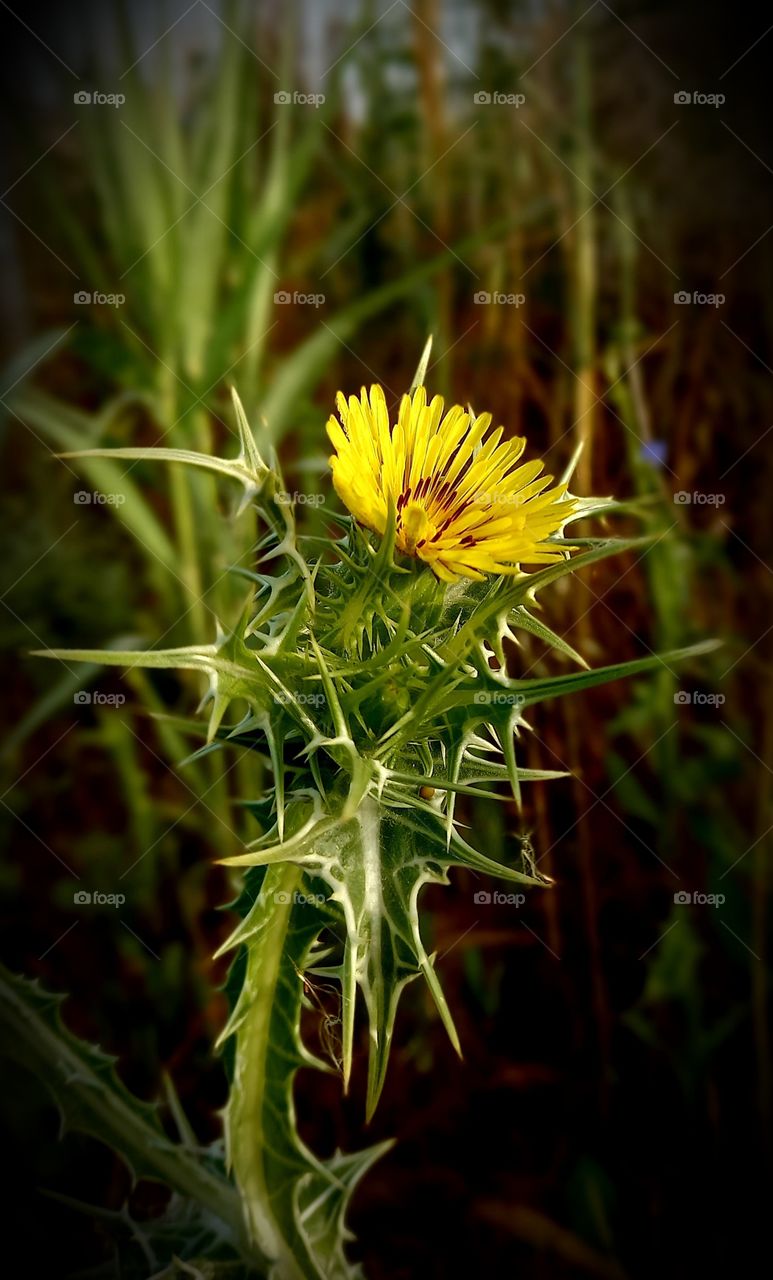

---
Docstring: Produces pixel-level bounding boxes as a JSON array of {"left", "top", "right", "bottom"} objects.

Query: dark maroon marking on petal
[
  {"left": 439, "top": 492, "right": 472, "bottom": 524},
  {"left": 434, "top": 484, "right": 464, "bottom": 513}
]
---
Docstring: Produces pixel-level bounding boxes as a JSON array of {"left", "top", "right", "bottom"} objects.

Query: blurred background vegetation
[{"left": 0, "top": 0, "right": 771, "bottom": 1275}]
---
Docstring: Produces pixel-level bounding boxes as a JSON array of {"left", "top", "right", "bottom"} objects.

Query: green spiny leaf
[
  {"left": 218, "top": 863, "right": 390, "bottom": 1278},
  {"left": 0, "top": 963, "right": 251, "bottom": 1261}
]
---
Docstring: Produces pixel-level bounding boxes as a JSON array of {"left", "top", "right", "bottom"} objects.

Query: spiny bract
[{"left": 39, "top": 377, "right": 715, "bottom": 1279}]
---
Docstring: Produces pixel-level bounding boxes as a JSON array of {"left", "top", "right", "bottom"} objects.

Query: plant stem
[{"left": 227, "top": 862, "right": 304, "bottom": 1275}]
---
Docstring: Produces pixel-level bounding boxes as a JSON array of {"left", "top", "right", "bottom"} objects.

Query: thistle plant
[{"left": 37, "top": 343, "right": 714, "bottom": 1279}]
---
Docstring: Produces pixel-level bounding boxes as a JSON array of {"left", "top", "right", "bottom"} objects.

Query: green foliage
[
  {"left": 0, "top": 961, "right": 260, "bottom": 1275},
  {"left": 34, "top": 386, "right": 717, "bottom": 1277}
]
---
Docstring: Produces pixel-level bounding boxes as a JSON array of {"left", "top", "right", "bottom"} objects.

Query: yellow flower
[{"left": 326, "top": 384, "right": 577, "bottom": 582}]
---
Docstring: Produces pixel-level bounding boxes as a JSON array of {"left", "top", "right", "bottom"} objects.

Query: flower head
[{"left": 327, "top": 384, "right": 577, "bottom": 581}]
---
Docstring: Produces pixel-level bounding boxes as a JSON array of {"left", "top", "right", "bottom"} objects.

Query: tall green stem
[{"left": 226, "top": 863, "right": 305, "bottom": 1274}]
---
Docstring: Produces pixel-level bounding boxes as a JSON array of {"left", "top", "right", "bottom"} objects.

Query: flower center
[{"left": 399, "top": 501, "right": 436, "bottom": 555}]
